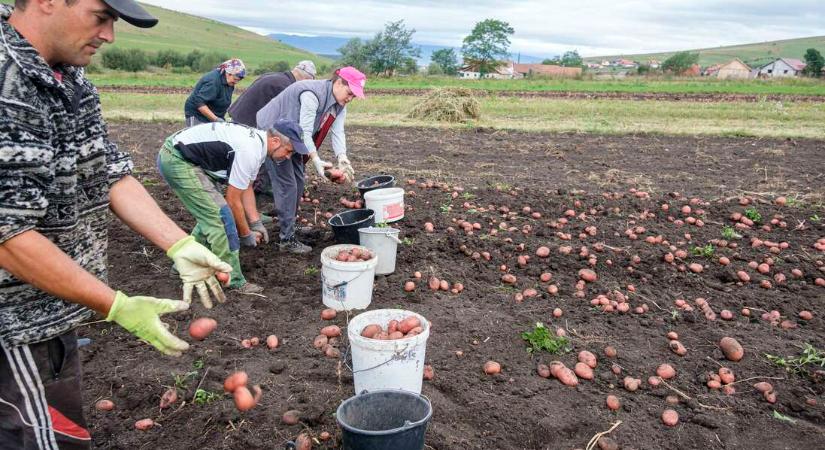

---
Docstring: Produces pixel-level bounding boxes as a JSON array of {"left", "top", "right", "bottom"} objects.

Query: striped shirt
[{"left": 0, "top": 5, "right": 134, "bottom": 346}]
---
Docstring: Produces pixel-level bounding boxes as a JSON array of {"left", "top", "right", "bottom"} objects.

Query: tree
[
  {"left": 101, "top": 48, "right": 148, "bottom": 72},
  {"left": 337, "top": 38, "right": 370, "bottom": 72},
  {"left": 430, "top": 48, "right": 459, "bottom": 75},
  {"left": 542, "top": 57, "right": 561, "bottom": 65},
  {"left": 803, "top": 48, "right": 824, "bottom": 78},
  {"left": 560, "top": 50, "right": 583, "bottom": 67},
  {"left": 427, "top": 62, "right": 444, "bottom": 76},
  {"left": 365, "top": 20, "right": 420, "bottom": 76},
  {"left": 661, "top": 51, "right": 699, "bottom": 74},
  {"left": 461, "top": 19, "right": 514, "bottom": 76}
]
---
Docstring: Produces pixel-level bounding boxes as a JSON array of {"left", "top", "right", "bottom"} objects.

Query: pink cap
[{"left": 337, "top": 66, "right": 367, "bottom": 98}]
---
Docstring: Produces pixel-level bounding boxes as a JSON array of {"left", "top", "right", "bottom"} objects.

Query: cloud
[{"left": 140, "top": 0, "right": 825, "bottom": 57}]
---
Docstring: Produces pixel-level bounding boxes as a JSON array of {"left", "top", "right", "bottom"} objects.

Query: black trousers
[{"left": 0, "top": 332, "right": 91, "bottom": 450}]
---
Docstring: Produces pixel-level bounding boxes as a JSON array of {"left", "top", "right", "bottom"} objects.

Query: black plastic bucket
[
  {"left": 357, "top": 175, "right": 396, "bottom": 199},
  {"left": 336, "top": 390, "right": 432, "bottom": 450},
  {"left": 329, "top": 209, "right": 375, "bottom": 244}
]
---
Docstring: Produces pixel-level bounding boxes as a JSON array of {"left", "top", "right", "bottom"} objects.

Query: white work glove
[
  {"left": 249, "top": 220, "right": 269, "bottom": 244},
  {"left": 167, "top": 236, "right": 232, "bottom": 309},
  {"left": 337, "top": 154, "right": 354, "bottom": 182},
  {"left": 310, "top": 153, "right": 333, "bottom": 182}
]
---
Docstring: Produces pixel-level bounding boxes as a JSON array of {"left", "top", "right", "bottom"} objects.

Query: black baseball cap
[
  {"left": 103, "top": 0, "right": 158, "bottom": 28},
  {"left": 269, "top": 119, "right": 309, "bottom": 155}
]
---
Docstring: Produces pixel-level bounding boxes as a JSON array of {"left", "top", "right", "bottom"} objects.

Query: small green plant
[
  {"left": 172, "top": 371, "right": 198, "bottom": 389},
  {"left": 691, "top": 244, "right": 715, "bottom": 258},
  {"left": 670, "top": 309, "right": 681, "bottom": 321},
  {"left": 811, "top": 214, "right": 822, "bottom": 223},
  {"left": 193, "top": 358, "right": 204, "bottom": 370},
  {"left": 461, "top": 192, "right": 476, "bottom": 200},
  {"left": 374, "top": 221, "right": 390, "bottom": 228},
  {"left": 401, "top": 237, "right": 414, "bottom": 246},
  {"left": 744, "top": 207, "right": 762, "bottom": 224},
  {"left": 494, "top": 182, "right": 512, "bottom": 191},
  {"left": 439, "top": 203, "right": 452, "bottom": 213},
  {"left": 304, "top": 266, "right": 319, "bottom": 276},
  {"left": 193, "top": 389, "right": 222, "bottom": 405},
  {"left": 721, "top": 225, "right": 741, "bottom": 240},
  {"left": 521, "top": 322, "right": 571, "bottom": 355},
  {"left": 772, "top": 410, "right": 796, "bottom": 424},
  {"left": 765, "top": 344, "right": 825, "bottom": 377},
  {"left": 784, "top": 196, "right": 800, "bottom": 207}
]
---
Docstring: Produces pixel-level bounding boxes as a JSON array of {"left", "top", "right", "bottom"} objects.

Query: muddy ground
[
  {"left": 83, "top": 122, "right": 825, "bottom": 449},
  {"left": 97, "top": 85, "right": 825, "bottom": 103}
]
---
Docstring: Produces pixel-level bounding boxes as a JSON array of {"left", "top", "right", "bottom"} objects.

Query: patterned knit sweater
[{"left": 0, "top": 5, "right": 133, "bottom": 346}]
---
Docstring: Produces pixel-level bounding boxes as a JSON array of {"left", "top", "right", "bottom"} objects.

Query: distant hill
[
  {"left": 0, "top": 1, "right": 329, "bottom": 69},
  {"left": 269, "top": 33, "right": 549, "bottom": 65},
  {"left": 585, "top": 35, "right": 825, "bottom": 68}
]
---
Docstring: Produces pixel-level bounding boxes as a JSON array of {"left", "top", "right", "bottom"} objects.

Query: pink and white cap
[{"left": 337, "top": 66, "right": 367, "bottom": 98}]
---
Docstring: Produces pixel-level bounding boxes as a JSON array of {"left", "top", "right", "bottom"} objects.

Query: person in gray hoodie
[{"left": 256, "top": 66, "right": 366, "bottom": 254}]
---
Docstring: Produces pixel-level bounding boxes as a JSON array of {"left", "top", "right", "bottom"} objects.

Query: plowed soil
[{"left": 84, "top": 122, "right": 825, "bottom": 449}]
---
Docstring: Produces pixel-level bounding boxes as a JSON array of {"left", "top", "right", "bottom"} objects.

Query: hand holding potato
[
  {"left": 336, "top": 154, "right": 355, "bottom": 182},
  {"left": 167, "top": 236, "right": 232, "bottom": 308},
  {"left": 310, "top": 153, "right": 333, "bottom": 182}
]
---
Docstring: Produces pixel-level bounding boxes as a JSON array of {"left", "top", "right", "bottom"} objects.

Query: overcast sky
[{"left": 141, "top": 0, "right": 824, "bottom": 57}]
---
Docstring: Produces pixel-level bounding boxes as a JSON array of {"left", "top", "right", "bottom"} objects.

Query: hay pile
[{"left": 408, "top": 88, "right": 481, "bottom": 123}]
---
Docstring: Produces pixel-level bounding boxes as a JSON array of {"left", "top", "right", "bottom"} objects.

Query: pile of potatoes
[
  {"left": 334, "top": 247, "right": 374, "bottom": 262},
  {"left": 360, "top": 316, "right": 424, "bottom": 340}
]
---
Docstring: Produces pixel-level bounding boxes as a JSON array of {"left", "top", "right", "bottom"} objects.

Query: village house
[
  {"left": 755, "top": 58, "right": 807, "bottom": 78},
  {"left": 458, "top": 61, "right": 516, "bottom": 79},
  {"left": 715, "top": 59, "right": 752, "bottom": 79}
]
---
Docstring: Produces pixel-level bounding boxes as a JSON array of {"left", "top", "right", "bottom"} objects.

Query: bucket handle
[
  {"left": 353, "top": 392, "right": 431, "bottom": 432},
  {"left": 386, "top": 232, "right": 403, "bottom": 244},
  {"left": 350, "top": 342, "right": 413, "bottom": 374}
]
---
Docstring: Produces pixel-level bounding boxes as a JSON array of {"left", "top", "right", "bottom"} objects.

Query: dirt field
[{"left": 84, "top": 122, "right": 825, "bottom": 449}]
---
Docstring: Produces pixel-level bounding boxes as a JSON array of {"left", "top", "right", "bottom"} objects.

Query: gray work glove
[
  {"left": 249, "top": 220, "right": 269, "bottom": 244},
  {"left": 240, "top": 232, "right": 261, "bottom": 248}
]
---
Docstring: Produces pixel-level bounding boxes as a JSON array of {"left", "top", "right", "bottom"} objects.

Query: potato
[
  {"left": 688, "top": 263, "right": 703, "bottom": 273},
  {"left": 388, "top": 331, "right": 405, "bottom": 340},
  {"left": 661, "top": 409, "right": 679, "bottom": 427},
  {"left": 233, "top": 386, "right": 256, "bottom": 411},
  {"left": 606, "top": 395, "right": 621, "bottom": 411},
  {"left": 282, "top": 409, "right": 301, "bottom": 425},
  {"left": 188, "top": 317, "right": 217, "bottom": 341},
  {"left": 134, "top": 418, "right": 155, "bottom": 431},
  {"left": 753, "top": 382, "right": 773, "bottom": 393},
  {"left": 319, "top": 431, "right": 332, "bottom": 441},
  {"left": 360, "top": 324, "right": 381, "bottom": 338},
  {"left": 398, "top": 316, "right": 421, "bottom": 334},
  {"left": 604, "top": 346, "right": 617, "bottom": 358},
  {"left": 656, "top": 364, "right": 676, "bottom": 380},
  {"left": 719, "top": 337, "right": 744, "bottom": 361},
  {"left": 501, "top": 274, "right": 517, "bottom": 284},
  {"left": 313, "top": 334, "right": 329, "bottom": 349},
  {"left": 719, "top": 367, "right": 735, "bottom": 384},
  {"left": 483, "top": 360, "right": 501, "bottom": 375},
  {"left": 578, "top": 351, "right": 597, "bottom": 369},
  {"left": 623, "top": 377, "right": 641, "bottom": 392},
  {"left": 424, "top": 222, "right": 434, "bottom": 233},
  {"left": 404, "top": 281, "right": 416, "bottom": 292},
  {"left": 159, "top": 387, "right": 178, "bottom": 409},
  {"left": 540, "top": 272, "right": 553, "bottom": 282},
  {"left": 224, "top": 371, "right": 248, "bottom": 393},
  {"left": 537, "top": 364, "right": 551, "bottom": 378},
  {"left": 320, "top": 308, "right": 337, "bottom": 320},
  {"left": 536, "top": 246, "right": 550, "bottom": 258},
  {"left": 574, "top": 362, "right": 594, "bottom": 380},
  {"left": 439, "top": 279, "right": 450, "bottom": 291},
  {"left": 556, "top": 367, "right": 579, "bottom": 386},
  {"left": 549, "top": 361, "right": 565, "bottom": 378},
  {"left": 266, "top": 335, "right": 279, "bottom": 349},
  {"left": 95, "top": 399, "right": 115, "bottom": 411},
  {"left": 648, "top": 376, "right": 661, "bottom": 387},
  {"left": 294, "top": 433, "right": 312, "bottom": 450},
  {"left": 320, "top": 325, "right": 341, "bottom": 338},
  {"left": 215, "top": 271, "right": 230, "bottom": 285},
  {"left": 428, "top": 277, "right": 440, "bottom": 291},
  {"left": 325, "top": 346, "right": 341, "bottom": 358},
  {"left": 423, "top": 365, "right": 435, "bottom": 380},
  {"left": 669, "top": 340, "right": 687, "bottom": 356},
  {"left": 249, "top": 337, "right": 260, "bottom": 347},
  {"left": 578, "top": 269, "right": 597, "bottom": 282}
]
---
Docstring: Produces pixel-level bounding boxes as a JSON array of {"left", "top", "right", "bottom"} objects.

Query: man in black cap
[{"left": 0, "top": 2, "right": 232, "bottom": 448}]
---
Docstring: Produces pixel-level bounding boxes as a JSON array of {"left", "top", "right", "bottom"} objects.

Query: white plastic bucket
[
  {"left": 320, "top": 244, "right": 378, "bottom": 311},
  {"left": 358, "top": 227, "right": 401, "bottom": 275},
  {"left": 348, "top": 309, "right": 430, "bottom": 394},
  {"left": 364, "top": 188, "right": 405, "bottom": 223}
]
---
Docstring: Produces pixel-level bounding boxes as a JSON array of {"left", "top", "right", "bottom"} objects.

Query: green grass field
[
  {"left": 90, "top": 71, "right": 825, "bottom": 96},
  {"left": 0, "top": 1, "right": 328, "bottom": 69},
  {"left": 586, "top": 35, "right": 825, "bottom": 67},
  {"left": 99, "top": 92, "right": 825, "bottom": 140}
]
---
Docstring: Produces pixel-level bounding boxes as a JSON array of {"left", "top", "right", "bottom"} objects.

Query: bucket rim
[
  {"left": 357, "top": 174, "right": 395, "bottom": 189},
  {"left": 335, "top": 390, "right": 432, "bottom": 436},
  {"left": 357, "top": 226, "right": 400, "bottom": 235},
  {"left": 329, "top": 208, "right": 375, "bottom": 227},
  {"left": 363, "top": 187, "right": 405, "bottom": 200}
]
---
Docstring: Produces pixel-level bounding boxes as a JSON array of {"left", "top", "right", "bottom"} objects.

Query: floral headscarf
[{"left": 218, "top": 58, "right": 246, "bottom": 78}]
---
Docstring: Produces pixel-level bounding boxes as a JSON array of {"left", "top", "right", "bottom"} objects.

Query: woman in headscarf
[{"left": 184, "top": 58, "right": 246, "bottom": 126}]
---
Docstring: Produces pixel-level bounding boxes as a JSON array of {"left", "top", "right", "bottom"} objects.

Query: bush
[
  {"left": 194, "top": 51, "right": 230, "bottom": 73},
  {"left": 101, "top": 48, "right": 149, "bottom": 72},
  {"left": 154, "top": 49, "right": 187, "bottom": 68},
  {"left": 426, "top": 62, "right": 444, "bottom": 76},
  {"left": 253, "top": 60, "right": 289, "bottom": 75}
]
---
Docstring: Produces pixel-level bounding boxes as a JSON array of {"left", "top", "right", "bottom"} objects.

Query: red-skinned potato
[
  {"left": 556, "top": 367, "right": 579, "bottom": 386},
  {"left": 134, "top": 418, "right": 155, "bottom": 431},
  {"left": 188, "top": 317, "right": 217, "bottom": 341},
  {"left": 361, "top": 324, "right": 382, "bottom": 338},
  {"left": 398, "top": 316, "right": 421, "bottom": 334},
  {"left": 159, "top": 387, "right": 178, "bottom": 409},
  {"left": 483, "top": 360, "right": 501, "bottom": 375},
  {"left": 578, "top": 350, "right": 597, "bottom": 369},
  {"left": 321, "top": 325, "right": 341, "bottom": 338},
  {"left": 95, "top": 399, "right": 115, "bottom": 411},
  {"left": 719, "top": 337, "right": 744, "bottom": 361},
  {"left": 606, "top": 395, "right": 621, "bottom": 411},
  {"left": 294, "top": 433, "right": 312, "bottom": 450},
  {"left": 233, "top": 386, "right": 256, "bottom": 411},
  {"left": 266, "top": 335, "right": 279, "bottom": 349},
  {"left": 423, "top": 365, "right": 435, "bottom": 380},
  {"left": 320, "top": 309, "right": 337, "bottom": 320},
  {"left": 282, "top": 409, "right": 301, "bottom": 425},
  {"left": 313, "top": 334, "right": 329, "bottom": 349},
  {"left": 215, "top": 271, "right": 230, "bottom": 285},
  {"left": 223, "top": 371, "right": 248, "bottom": 393}
]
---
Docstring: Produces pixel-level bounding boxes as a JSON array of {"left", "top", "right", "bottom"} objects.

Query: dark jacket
[
  {"left": 0, "top": 5, "right": 133, "bottom": 346},
  {"left": 228, "top": 71, "right": 296, "bottom": 126},
  {"left": 184, "top": 69, "right": 234, "bottom": 122}
]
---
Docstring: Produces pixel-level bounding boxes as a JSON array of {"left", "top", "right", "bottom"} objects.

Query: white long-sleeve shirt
[{"left": 299, "top": 91, "right": 348, "bottom": 157}]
